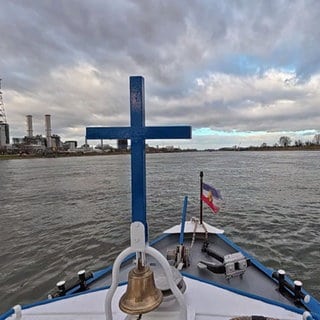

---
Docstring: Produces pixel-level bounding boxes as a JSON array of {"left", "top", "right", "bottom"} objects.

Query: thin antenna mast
[{"left": 200, "top": 171, "right": 203, "bottom": 224}]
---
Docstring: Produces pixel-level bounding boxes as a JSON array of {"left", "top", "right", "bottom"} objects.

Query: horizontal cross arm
[
  {"left": 86, "top": 127, "right": 131, "bottom": 140},
  {"left": 145, "top": 126, "right": 192, "bottom": 140},
  {"left": 86, "top": 125, "right": 192, "bottom": 140}
]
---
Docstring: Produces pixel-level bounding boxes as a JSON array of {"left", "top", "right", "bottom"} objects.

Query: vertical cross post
[{"left": 130, "top": 77, "right": 147, "bottom": 224}]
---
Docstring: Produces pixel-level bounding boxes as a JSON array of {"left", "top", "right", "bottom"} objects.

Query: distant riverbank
[
  {"left": 0, "top": 149, "right": 197, "bottom": 160},
  {"left": 0, "top": 151, "right": 114, "bottom": 160},
  {"left": 1, "top": 145, "right": 320, "bottom": 160},
  {"left": 216, "top": 145, "right": 320, "bottom": 152}
]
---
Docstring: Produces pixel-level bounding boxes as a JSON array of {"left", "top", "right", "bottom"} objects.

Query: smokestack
[
  {"left": 26, "top": 115, "right": 33, "bottom": 137},
  {"left": 45, "top": 114, "right": 52, "bottom": 148}
]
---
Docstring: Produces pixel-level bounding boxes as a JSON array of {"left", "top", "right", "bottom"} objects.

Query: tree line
[
  {"left": 223, "top": 133, "right": 320, "bottom": 151},
  {"left": 275, "top": 133, "right": 320, "bottom": 148}
]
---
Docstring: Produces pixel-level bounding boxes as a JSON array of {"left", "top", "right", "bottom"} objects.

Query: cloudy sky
[{"left": 1, "top": 0, "right": 320, "bottom": 149}]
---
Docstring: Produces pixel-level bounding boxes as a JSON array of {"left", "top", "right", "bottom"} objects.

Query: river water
[{"left": 0, "top": 151, "right": 319, "bottom": 313}]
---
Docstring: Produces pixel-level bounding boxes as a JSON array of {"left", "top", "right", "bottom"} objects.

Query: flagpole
[{"left": 200, "top": 171, "right": 203, "bottom": 224}]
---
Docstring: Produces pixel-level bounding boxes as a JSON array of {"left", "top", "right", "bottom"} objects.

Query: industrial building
[
  {"left": 0, "top": 79, "right": 76, "bottom": 154},
  {"left": 117, "top": 139, "right": 128, "bottom": 151},
  {"left": 0, "top": 79, "right": 127, "bottom": 154},
  {"left": 0, "top": 79, "right": 10, "bottom": 149},
  {"left": 0, "top": 78, "right": 128, "bottom": 154},
  {"left": 64, "top": 141, "right": 78, "bottom": 151},
  {"left": 11, "top": 114, "right": 63, "bottom": 153},
  {"left": 0, "top": 123, "right": 9, "bottom": 146}
]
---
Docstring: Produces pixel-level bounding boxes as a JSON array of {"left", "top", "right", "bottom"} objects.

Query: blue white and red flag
[{"left": 201, "top": 182, "right": 222, "bottom": 214}]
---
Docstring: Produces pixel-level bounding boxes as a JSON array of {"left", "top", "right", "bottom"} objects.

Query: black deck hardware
[
  {"left": 49, "top": 271, "right": 93, "bottom": 298},
  {"left": 272, "top": 270, "right": 309, "bottom": 306},
  {"left": 198, "top": 260, "right": 226, "bottom": 274},
  {"left": 201, "top": 241, "right": 251, "bottom": 278},
  {"left": 202, "top": 241, "right": 224, "bottom": 263}
]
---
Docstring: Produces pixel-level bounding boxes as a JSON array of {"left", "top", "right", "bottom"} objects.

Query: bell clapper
[{"left": 136, "top": 251, "right": 146, "bottom": 270}]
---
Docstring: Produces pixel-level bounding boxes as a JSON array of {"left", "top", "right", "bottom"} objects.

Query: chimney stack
[
  {"left": 26, "top": 115, "right": 33, "bottom": 137},
  {"left": 45, "top": 114, "right": 52, "bottom": 148}
]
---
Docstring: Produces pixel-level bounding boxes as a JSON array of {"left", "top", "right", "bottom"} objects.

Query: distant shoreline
[
  {"left": 215, "top": 145, "right": 320, "bottom": 152},
  {"left": 1, "top": 145, "right": 320, "bottom": 160},
  {"left": 0, "top": 149, "right": 196, "bottom": 160}
]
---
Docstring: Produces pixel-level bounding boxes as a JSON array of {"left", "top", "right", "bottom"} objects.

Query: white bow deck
[
  {"left": 8, "top": 277, "right": 303, "bottom": 320},
  {"left": 164, "top": 220, "right": 224, "bottom": 234}
]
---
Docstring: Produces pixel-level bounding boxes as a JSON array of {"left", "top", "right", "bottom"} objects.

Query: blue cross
[{"left": 86, "top": 76, "right": 191, "bottom": 239}]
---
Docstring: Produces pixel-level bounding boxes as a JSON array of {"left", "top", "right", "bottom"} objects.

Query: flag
[{"left": 202, "top": 182, "right": 222, "bottom": 213}]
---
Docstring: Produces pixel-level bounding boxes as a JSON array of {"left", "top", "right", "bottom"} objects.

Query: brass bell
[{"left": 119, "top": 265, "right": 163, "bottom": 315}]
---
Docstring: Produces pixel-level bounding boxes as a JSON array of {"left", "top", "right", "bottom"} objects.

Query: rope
[
  {"left": 202, "top": 221, "right": 208, "bottom": 241},
  {"left": 190, "top": 216, "right": 208, "bottom": 248},
  {"left": 190, "top": 217, "right": 198, "bottom": 248}
]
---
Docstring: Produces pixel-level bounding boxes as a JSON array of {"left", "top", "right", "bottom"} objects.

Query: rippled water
[{"left": 0, "top": 151, "right": 319, "bottom": 313}]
